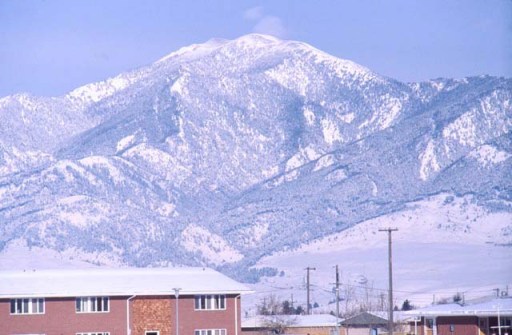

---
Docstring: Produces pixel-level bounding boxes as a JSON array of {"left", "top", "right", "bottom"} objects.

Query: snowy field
[{"left": 244, "top": 194, "right": 512, "bottom": 314}]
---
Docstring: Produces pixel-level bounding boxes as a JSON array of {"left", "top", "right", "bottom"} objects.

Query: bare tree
[
  {"left": 262, "top": 315, "right": 298, "bottom": 334},
  {"left": 258, "top": 294, "right": 282, "bottom": 315}
]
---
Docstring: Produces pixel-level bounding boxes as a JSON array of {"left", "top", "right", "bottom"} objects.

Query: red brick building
[
  {"left": 405, "top": 298, "right": 512, "bottom": 335},
  {"left": 0, "top": 267, "right": 251, "bottom": 335}
]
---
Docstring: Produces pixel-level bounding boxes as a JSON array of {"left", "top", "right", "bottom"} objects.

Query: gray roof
[
  {"left": 368, "top": 311, "right": 412, "bottom": 323},
  {"left": 341, "top": 312, "right": 388, "bottom": 326},
  {"left": 0, "top": 267, "right": 252, "bottom": 298}
]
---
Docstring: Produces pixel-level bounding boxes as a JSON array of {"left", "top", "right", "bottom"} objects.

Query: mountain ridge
[{"left": 0, "top": 34, "right": 510, "bottom": 284}]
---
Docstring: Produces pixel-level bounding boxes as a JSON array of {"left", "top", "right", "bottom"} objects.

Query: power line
[{"left": 255, "top": 281, "right": 506, "bottom": 300}]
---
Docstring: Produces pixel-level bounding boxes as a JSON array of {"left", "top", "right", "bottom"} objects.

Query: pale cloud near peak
[
  {"left": 243, "top": 6, "right": 287, "bottom": 39},
  {"left": 253, "top": 16, "right": 287, "bottom": 38},
  {"left": 244, "top": 6, "right": 264, "bottom": 21}
]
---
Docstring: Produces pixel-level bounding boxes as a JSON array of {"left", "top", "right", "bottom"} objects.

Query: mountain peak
[
  {"left": 155, "top": 34, "right": 282, "bottom": 65},
  {"left": 232, "top": 33, "right": 282, "bottom": 45},
  {"left": 156, "top": 37, "right": 229, "bottom": 64}
]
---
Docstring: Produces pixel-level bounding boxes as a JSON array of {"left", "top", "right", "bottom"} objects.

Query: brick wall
[
  {"left": 436, "top": 316, "right": 479, "bottom": 335},
  {"left": 179, "top": 294, "right": 241, "bottom": 335},
  {"left": 415, "top": 316, "right": 479, "bottom": 335},
  {"left": 0, "top": 296, "right": 128, "bottom": 335},
  {"left": 0, "top": 294, "right": 242, "bottom": 335}
]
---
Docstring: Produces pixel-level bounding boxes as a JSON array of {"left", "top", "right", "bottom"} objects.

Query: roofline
[
  {"left": 406, "top": 311, "right": 512, "bottom": 317},
  {"left": 242, "top": 325, "right": 340, "bottom": 329},
  {"left": 0, "top": 289, "right": 254, "bottom": 299}
]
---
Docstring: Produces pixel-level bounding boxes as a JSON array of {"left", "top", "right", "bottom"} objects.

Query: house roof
[
  {"left": 368, "top": 311, "right": 413, "bottom": 323},
  {"left": 341, "top": 312, "right": 388, "bottom": 326},
  {"left": 404, "top": 298, "right": 512, "bottom": 317},
  {"left": 242, "top": 314, "right": 340, "bottom": 328},
  {"left": 0, "top": 267, "right": 252, "bottom": 298}
]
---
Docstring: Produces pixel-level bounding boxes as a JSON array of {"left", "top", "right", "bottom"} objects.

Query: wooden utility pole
[
  {"left": 379, "top": 228, "right": 398, "bottom": 335},
  {"left": 335, "top": 265, "right": 340, "bottom": 335},
  {"left": 305, "top": 267, "right": 316, "bottom": 314}
]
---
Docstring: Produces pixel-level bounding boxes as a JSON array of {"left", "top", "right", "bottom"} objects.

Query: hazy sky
[{"left": 1, "top": 0, "right": 511, "bottom": 97}]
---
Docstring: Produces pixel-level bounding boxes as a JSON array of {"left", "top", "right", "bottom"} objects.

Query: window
[
  {"left": 501, "top": 317, "right": 512, "bottom": 327},
  {"left": 194, "top": 295, "right": 226, "bottom": 310},
  {"left": 10, "top": 298, "right": 45, "bottom": 315},
  {"left": 76, "top": 333, "right": 110, "bottom": 335},
  {"left": 195, "top": 329, "right": 226, "bottom": 335},
  {"left": 145, "top": 332, "right": 159, "bottom": 335},
  {"left": 75, "top": 297, "right": 109, "bottom": 313},
  {"left": 426, "top": 318, "right": 434, "bottom": 329}
]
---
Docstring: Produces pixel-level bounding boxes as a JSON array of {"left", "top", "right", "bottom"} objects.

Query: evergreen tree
[{"left": 401, "top": 299, "right": 413, "bottom": 311}]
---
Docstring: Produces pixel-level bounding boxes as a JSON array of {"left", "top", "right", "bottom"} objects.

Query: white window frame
[
  {"left": 10, "top": 298, "right": 45, "bottom": 315},
  {"left": 194, "top": 295, "right": 226, "bottom": 310},
  {"left": 145, "top": 331, "right": 160, "bottom": 335},
  {"left": 500, "top": 317, "right": 512, "bottom": 327},
  {"left": 75, "top": 297, "right": 110, "bottom": 313},
  {"left": 195, "top": 329, "right": 226, "bottom": 335},
  {"left": 76, "top": 332, "right": 110, "bottom": 335}
]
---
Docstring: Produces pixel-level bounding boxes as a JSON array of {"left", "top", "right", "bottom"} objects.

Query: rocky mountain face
[{"left": 0, "top": 34, "right": 510, "bottom": 280}]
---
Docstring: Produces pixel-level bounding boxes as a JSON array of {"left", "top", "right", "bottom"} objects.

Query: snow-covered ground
[
  {"left": 0, "top": 237, "right": 128, "bottom": 271},
  {"left": 244, "top": 194, "right": 512, "bottom": 315}
]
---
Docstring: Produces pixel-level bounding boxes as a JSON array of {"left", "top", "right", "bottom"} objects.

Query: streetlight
[{"left": 173, "top": 288, "right": 181, "bottom": 335}]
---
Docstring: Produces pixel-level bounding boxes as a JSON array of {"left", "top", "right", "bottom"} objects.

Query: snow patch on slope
[
  {"left": 0, "top": 146, "right": 53, "bottom": 176},
  {"left": 170, "top": 73, "right": 190, "bottom": 97},
  {"left": 181, "top": 225, "right": 243, "bottom": 265},
  {"left": 265, "top": 58, "right": 310, "bottom": 96},
  {"left": 303, "top": 106, "right": 316, "bottom": 125},
  {"left": 0, "top": 239, "right": 122, "bottom": 270},
  {"left": 339, "top": 112, "right": 355, "bottom": 124},
  {"left": 157, "top": 38, "right": 227, "bottom": 63},
  {"left": 313, "top": 154, "right": 335, "bottom": 172},
  {"left": 321, "top": 118, "right": 343, "bottom": 145},
  {"left": 124, "top": 143, "right": 192, "bottom": 183},
  {"left": 239, "top": 219, "right": 271, "bottom": 248},
  {"left": 469, "top": 145, "right": 511, "bottom": 168},
  {"left": 68, "top": 75, "right": 135, "bottom": 104},
  {"left": 116, "top": 135, "right": 136, "bottom": 153},
  {"left": 359, "top": 95, "right": 403, "bottom": 131},
  {"left": 286, "top": 145, "right": 321, "bottom": 171},
  {"left": 419, "top": 140, "right": 441, "bottom": 181},
  {"left": 443, "top": 111, "right": 479, "bottom": 147}
]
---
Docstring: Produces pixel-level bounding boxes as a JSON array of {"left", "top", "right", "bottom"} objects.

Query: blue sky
[{"left": 0, "top": 0, "right": 510, "bottom": 97}]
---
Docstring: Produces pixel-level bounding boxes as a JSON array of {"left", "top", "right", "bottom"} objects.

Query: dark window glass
[{"left": 22, "top": 299, "right": 29, "bottom": 313}]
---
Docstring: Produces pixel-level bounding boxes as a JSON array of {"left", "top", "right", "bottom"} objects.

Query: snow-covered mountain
[{"left": 0, "top": 34, "right": 510, "bottom": 293}]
